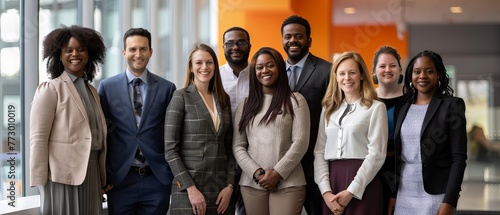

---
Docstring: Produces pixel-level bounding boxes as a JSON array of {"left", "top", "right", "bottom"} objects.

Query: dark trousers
[
  {"left": 303, "top": 176, "right": 323, "bottom": 215},
  {"left": 107, "top": 170, "right": 171, "bottom": 215}
]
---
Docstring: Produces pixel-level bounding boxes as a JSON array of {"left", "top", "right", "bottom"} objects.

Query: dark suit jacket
[
  {"left": 293, "top": 53, "right": 332, "bottom": 177},
  {"left": 98, "top": 71, "right": 176, "bottom": 186},
  {"left": 165, "top": 84, "right": 235, "bottom": 212},
  {"left": 394, "top": 94, "right": 467, "bottom": 207}
]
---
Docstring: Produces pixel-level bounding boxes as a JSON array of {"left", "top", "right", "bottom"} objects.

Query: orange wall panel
[
  {"left": 332, "top": 25, "right": 408, "bottom": 71},
  {"left": 217, "top": 0, "right": 408, "bottom": 71},
  {"left": 217, "top": 0, "right": 334, "bottom": 65},
  {"left": 291, "top": 0, "right": 333, "bottom": 61}
]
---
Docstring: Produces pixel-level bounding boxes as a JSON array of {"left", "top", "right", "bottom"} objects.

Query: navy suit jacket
[
  {"left": 394, "top": 94, "right": 467, "bottom": 207},
  {"left": 293, "top": 53, "right": 332, "bottom": 178},
  {"left": 98, "top": 71, "right": 176, "bottom": 186}
]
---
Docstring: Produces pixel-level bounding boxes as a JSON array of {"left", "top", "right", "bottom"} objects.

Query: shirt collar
[
  {"left": 286, "top": 52, "right": 310, "bottom": 71},
  {"left": 126, "top": 69, "right": 148, "bottom": 85},
  {"left": 65, "top": 71, "right": 79, "bottom": 83}
]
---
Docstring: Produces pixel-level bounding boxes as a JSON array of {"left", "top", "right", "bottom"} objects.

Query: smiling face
[
  {"left": 282, "top": 23, "right": 311, "bottom": 64},
  {"left": 375, "top": 53, "right": 402, "bottom": 86},
  {"left": 123, "top": 35, "right": 152, "bottom": 75},
  {"left": 223, "top": 30, "right": 251, "bottom": 65},
  {"left": 60, "top": 37, "right": 89, "bottom": 77},
  {"left": 255, "top": 53, "right": 279, "bottom": 94},
  {"left": 412, "top": 56, "right": 439, "bottom": 97},
  {"left": 190, "top": 50, "right": 215, "bottom": 86},
  {"left": 336, "top": 58, "right": 362, "bottom": 99}
]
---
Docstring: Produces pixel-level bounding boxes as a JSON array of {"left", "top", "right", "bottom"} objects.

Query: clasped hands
[
  {"left": 187, "top": 185, "right": 233, "bottom": 215},
  {"left": 254, "top": 168, "right": 281, "bottom": 191},
  {"left": 323, "top": 190, "right": 352, "bottom": 215}
]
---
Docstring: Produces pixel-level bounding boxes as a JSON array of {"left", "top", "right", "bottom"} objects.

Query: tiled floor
[
  {"left": 299, "top": 160, "right": 500, "bottom": 215},
  {"left": 457, "top": 160, "right": 500, "bottom": 214}
]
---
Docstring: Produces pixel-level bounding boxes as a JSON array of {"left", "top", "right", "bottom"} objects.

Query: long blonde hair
[{"left": 322, "top": 52, "right": 378, "bottom": 122}]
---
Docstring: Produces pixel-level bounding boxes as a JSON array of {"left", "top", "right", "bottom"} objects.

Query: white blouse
[{"left": 314, "top": 99, "right": 388, "bottom": 199}]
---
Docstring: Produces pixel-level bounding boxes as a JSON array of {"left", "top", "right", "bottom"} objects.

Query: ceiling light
[
  {"left": 344, "top": 7, "right": 356, "bottom": 15},
  {"left": 450, "top": 6, "right": 463, "bottom": 14}
]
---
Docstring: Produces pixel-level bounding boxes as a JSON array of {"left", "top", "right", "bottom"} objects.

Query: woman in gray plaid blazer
[{"left": 165, "top": 43, "right": 236, "bottom": 215}]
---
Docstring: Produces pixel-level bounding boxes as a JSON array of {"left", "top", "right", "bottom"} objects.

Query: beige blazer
[{"left": 30, "top": 72, "right": 107, "bottom": 186}]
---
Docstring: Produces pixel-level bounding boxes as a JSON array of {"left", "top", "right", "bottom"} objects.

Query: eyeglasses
[{"left": 224, "top": 40, "right": 249, "bottom": 48}]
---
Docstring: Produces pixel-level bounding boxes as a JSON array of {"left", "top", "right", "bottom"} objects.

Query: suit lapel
[
  {"left": 420, "top": 95, "right": 442, "bottom": 137},
  {"left": 187, "top": 84, "right": 218, "bottom": 135},
  {"left": 295, "top": 54, "right": 316, "bottom": 91},
  {"left": 115, "top": 73, "right": 138, "bottom": 129},
  {"left": 60, "top": 72, "right": 88, "bottom": 122},
  {"left": 139, "top": 71, "right": 159, "bottom": 128},
  {"left": 214, "top": 96, "right": 223, "bottom": 135}
]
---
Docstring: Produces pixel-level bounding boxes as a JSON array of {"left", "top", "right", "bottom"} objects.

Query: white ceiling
[{"left": 333, "top": 0, "right": 500, "bottom": 25}]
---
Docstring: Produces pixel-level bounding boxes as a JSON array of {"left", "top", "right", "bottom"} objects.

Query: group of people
[{"left": 29, "top": 14, "right": 467, "bottom": 215}]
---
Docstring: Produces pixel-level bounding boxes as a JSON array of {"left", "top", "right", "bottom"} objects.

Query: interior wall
[
  {"left": 331, "top": 25, "right": 409, "bottom": 71},
  {"left": 408, "top": 24, "right": 500, "bottom": 139},
  {"left": 217, "top": 0, "right": 332, "bottom": 65},
  {"left": 408, "top": 24, "right": 500, "bottom": 79}
]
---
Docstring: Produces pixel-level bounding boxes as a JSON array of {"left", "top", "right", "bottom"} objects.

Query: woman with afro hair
[{"left": 30, "top": 25, "right": 107, "bottom": 215}]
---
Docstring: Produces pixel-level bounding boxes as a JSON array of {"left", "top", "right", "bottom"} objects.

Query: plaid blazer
[{"left": 165, "top": 84, "right": 235, "bottom": 212}]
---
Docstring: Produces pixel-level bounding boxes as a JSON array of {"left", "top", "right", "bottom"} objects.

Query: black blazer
[
  {"left": 394, "top": 93, "right": 467, "bottom": 207},
  {"left": 293, "top": 53, "right": 332, "bottom": 178}
]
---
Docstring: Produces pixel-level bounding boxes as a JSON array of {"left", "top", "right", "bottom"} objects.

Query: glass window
[
  {"left": 0, "top": 0, "right": 22, "bottom": 202},
  {"left": 39, "top": 0, "right": 78, "bottom": 84},
  {"left": 2, "top": 0, "right": 215, "bottom": 203}
]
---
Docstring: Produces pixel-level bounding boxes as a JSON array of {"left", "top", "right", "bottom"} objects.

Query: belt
[{"left": 129, "top": 166, "right": 152, "bottom": 176}]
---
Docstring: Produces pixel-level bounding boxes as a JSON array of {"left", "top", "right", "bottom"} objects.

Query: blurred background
[{"left": 1, "top": 0, "right": 499, "bottom": 214}]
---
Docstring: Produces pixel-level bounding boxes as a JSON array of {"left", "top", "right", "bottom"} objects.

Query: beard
[
  {"left": 285, "top": 42, "right": 309, "bottom": 62},
  {"left": 224, "top": 50, "right": 250, "bottom": 65}
]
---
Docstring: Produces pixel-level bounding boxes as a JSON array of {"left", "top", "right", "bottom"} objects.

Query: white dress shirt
[
  {"left": 220, "top": 63, "right": 250, "bottom": 118},
  {"left": 314, "top": 99, "right": 388, "bottom": 199}
]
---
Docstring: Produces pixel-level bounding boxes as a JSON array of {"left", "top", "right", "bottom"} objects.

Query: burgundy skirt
[{"left": 322, "top": 159, "right": 382, "bottom": 215}]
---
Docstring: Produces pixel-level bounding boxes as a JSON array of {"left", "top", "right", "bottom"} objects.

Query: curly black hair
[
  {"left": 42, "top": 25, "right": 106, "bottom": 81},
  {"left": 281, "top": 15, "right": 311, "bottom": 38},
  {"left": 402, "top": 50, "right": 454, "bottom": 103}
]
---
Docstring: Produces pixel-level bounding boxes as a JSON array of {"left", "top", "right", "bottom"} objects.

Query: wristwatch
[{"left": 253, "top": 168, "right": 265, "bottom": 183}]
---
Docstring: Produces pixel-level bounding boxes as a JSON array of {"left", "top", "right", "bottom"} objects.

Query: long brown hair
[
  {"left": 184, "top": 43, "right": 230, "bottom": 109},
  {"left": 322, "top": 52, "right": 378, "bottom": 122}
]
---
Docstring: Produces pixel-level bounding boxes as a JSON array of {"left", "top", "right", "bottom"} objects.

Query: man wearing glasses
[{"left": 220, "top": 26, "right": 252, "bottom": 215}]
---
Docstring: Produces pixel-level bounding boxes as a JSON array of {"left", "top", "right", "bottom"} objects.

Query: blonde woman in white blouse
[{"left": 314, "top": 52, "right": 388, "bottom": 215}]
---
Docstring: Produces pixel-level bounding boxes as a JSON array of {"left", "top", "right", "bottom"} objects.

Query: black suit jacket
[
  {"left": 293, "top": 53, "right": 332, "bottom": 178},
  {"left": 394, "top": 94, "right": 467, "bottom": 207}
]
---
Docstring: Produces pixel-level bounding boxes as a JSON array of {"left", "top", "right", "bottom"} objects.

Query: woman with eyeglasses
[{"left": 314, "top": 52, "right": 388, "bottom": 215}]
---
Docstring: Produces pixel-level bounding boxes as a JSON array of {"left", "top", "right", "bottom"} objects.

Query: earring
[
  {"left": 398, "top": 74, "right": 404, "bottom": 84},
  {"left": 372, "top": 75, "right": 378, "bottom": 84},
  {"left": 409, "top": 82, "right": 415, "bottom": 92},
  {"left": 438, "top": 80, "right": 441, "bottom": 87}
]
